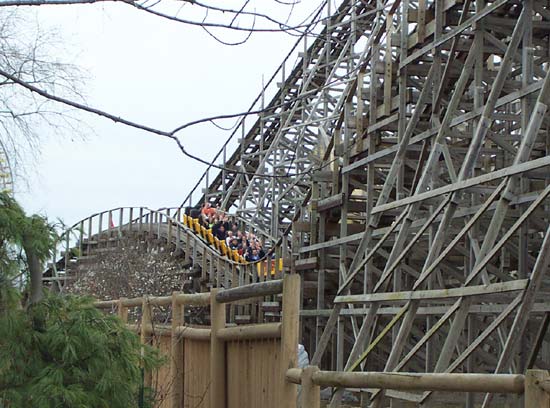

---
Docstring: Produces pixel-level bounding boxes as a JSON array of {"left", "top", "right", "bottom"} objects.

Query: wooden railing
[
  {"left": 95, "top": 274, "right": 301, "bottom": 408},
  {"left": 48, "top": 206, "right": 285, "bottom": 291},
  {"left": 287, "top": 367, "right": 550, "bottom": 407}
]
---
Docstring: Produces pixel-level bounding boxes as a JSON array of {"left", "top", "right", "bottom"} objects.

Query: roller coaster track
[
  {"left": 181, "top": 0, "right": 380, "bottom": 238},
  {"left": 49, "top": 1, "right": 550, "bottom": 406},
  {"left": 45, "top": 207, "right": 277, "bottom": 293}
]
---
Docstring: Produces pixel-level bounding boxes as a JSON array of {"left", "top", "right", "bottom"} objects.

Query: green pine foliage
[
  {"left": 0, "top": 191, "right": 55, "bottom": 261},
  {"left": 0, "top": 191, "right": 55, "bottom": 310},
  {"left": 0, "top": 294, "right": 163, "bottom": 407},
  {"left": 0, "top": 192, "right": 164, "bottom": 407}
]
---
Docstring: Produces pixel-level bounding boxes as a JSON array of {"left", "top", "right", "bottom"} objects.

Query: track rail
[{"left": 46, "top": 206, "right": 284, "bottom": 294}]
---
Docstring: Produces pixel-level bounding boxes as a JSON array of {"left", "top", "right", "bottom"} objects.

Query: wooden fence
[
  {"left": 288, "top": 367, "right": 550, "bottom": 407},
  {"left": 95, "top": 274, "right": 300, "bottom": 408}
]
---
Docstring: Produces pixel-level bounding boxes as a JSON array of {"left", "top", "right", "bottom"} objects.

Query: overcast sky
[{"left": 14, "top": 1, "right": 321, "bottom": 226}]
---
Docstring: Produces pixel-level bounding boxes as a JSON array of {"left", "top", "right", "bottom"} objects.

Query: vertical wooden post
[
  {"left": 129, "top": 207, "right": 134, "bottom": 233},
  {"left": 167, "top": 209, "right": 173, "bottom": 245},
  {"left": 118, "top": 297, "right": 128, "bottom": 322},
  {"left": 175, "top": 222, "right": 181, "bottom": 250},
  {"left": 229, "top": 264, "right": 237, "bottom": 323},
  {"left": 290, "top": 223, "right": 298, "bottom": 274},
  {"left": 141, "top": 297, "right": 152, "bottom": 388},
  {"left": 202, "top": 248, "right": 208, "bottom": 288},
  {"left": 78, "top": 221, "right": 84, "bottom": 257},
  {"left": 148, "top": 211, "right": 153, "bottom": 240},
  {"left": 98, "top": 213, "right": 103, "bottom": 245},
  {"left": 281, "top": 273, "right": 300, "bottom": 408},
  {"left": 417, "top": 0, "right": 426, "bottom": 42},
  {"left": 118, "top": 208, "right": 123, "bottom": 235},
  {"left": 171, "top": 293, "right": 184, "bottom": 408},
  {"left": 301, "top": 366, "right": 320, "bottom": 408},
  {"left": 210, "top": 289, "right": 226, "bottom": 408},
  {"left": 356, "top": 71, "right": 365, "bottom": 152},
  {"left": 209, "top": 255, "right": 215, "bottom": 290},
  {"left": 525, "top": 370, "right": 550, "bottom": 408},
  {"left": 383, "top": 13, "right": 393, "bottom": 117},
  {"left": 185, "top": 232, "right": 191, "bottom": 264},
  {"left": 87, "top": 218, "right": 92, "bottom": 255},
  {"left": 216, "top": 257, "right": 222, "bottom": 289}
]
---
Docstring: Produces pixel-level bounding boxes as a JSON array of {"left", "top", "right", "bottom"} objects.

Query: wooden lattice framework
[{"left": 189, "top": 0, "right": 550, "bottom": 406}]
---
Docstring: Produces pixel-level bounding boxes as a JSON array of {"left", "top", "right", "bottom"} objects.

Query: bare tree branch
[
  {"left": 0, "top": 64, "right": 342, "bottom": 178},
  {"left": 0, "top": 0, "right": 325, "bottom": 37},
  {"left": 0, "top": 3, "right": 335, "bottom": 179},
  {"left": 0, "top": 10, "right": 87, "bottom": 185}
]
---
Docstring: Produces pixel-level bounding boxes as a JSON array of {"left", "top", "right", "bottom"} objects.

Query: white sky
[{"left": 15, "top": 1, "right": 320, "bottom": 226}]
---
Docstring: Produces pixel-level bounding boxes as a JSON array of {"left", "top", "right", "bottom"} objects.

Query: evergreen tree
[
  {"left": 0, "top": 192, "right": 162, "bottom": 407},
  {"left": 0, "top": 191, "right": 54, "bottom": 308},
  {"left": 0, "top": 294, "right": 161, "bottom": 407}
]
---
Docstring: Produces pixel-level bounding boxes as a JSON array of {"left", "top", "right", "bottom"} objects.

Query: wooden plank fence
[{"left": 95, "top": 274, "right": 300, "bottom": 408}]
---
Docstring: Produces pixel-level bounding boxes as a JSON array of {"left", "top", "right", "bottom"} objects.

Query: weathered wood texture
[
  {"left": 153, "top": 335, "right": 173, "bottom": 408},
  {"left": 183, "top": 339, "right": 211, "bottom": 408},
  {"left": 226, "top": 339, "right": 282, "bottom": 408},
  {"left": 94, "top": 275, "right": 300, "bottom": 408}
]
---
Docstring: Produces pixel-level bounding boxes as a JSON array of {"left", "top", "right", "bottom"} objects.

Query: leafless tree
[
  {"left": 1, "top": 0, "right": 322, "bottom": 34},
  {"left": 0, "top": 8, "right": 85, "bottom": 187},
  {"left": 0, "top": 0, "right": 327, "bottom": 184}
]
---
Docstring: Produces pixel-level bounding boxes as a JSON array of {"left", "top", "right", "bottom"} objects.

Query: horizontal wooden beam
[
  {"left": 372, "top": 156, "right": 550, "bottom": 215},
  {"left": 217, "top": 322, "right": 281, "bottom": 341},
  {"left": 128, "top": 324, "right": 211, "bottom": 340},
  {"left": 295, "top": 257, "right": 318, "bottom": 271},
  {"left": 286, "top": 369, "right": 525, "bottom": 394},
  {"left": 300, "top": 302, "right": 550, "bottom": 317},
  {"left": 334, "top": 280, "right": 528, "bottom": 304},
  {"left": 399, "top": 0, "right": 510, "bottom": 68},
  {"left": 215, "top": 279, "right": 283, "bottom": 303},
  {"left": 299, "top": 232, "right": 364, "bottom": 253},
  {"left": 316, "top": 193, "right": 345, "bottom": 212},
  {"left": 95, "top": 292, "right": 211, "bottom": 308},
  {"left": 343, "top": 81, "right": 543, "bottom": 174}
]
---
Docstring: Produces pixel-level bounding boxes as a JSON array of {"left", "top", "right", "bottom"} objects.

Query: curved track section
[
  {"left": 45, "top": 207, "right": 283, "bottom": 297},
  {"left": 183, "top": 0, "right": 380, "bottom": 238}
]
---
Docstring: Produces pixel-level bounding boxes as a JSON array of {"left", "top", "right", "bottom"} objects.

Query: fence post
[
  {"left": 118, "top": 297, "right": 128, "bottom": 322},
  {"left": 301, "top": 366, "right": 321, "bottom": 408},
  {"left": 141, "top": 297, "right": 152, "bottom": 388},
  {"left": 281, "top": 273, "right": 301, "bottom": 408},
  {"left": 210, "top": 289, "right": 226, "bottom": 408},
  {"left": 171, "top": 292, "right": 184, "bottom": 408},
  {"left": 525, "top": 370, "right": 550, "bottom": 408}
]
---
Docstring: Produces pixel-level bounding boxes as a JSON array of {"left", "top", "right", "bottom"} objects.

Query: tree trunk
[{"left": 24, "top": 245, "right": 43, "bottom": 305}]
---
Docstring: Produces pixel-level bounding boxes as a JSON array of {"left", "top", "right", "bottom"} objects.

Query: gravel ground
[{"left": 65, "top": 241, "right": 192, "bottom": 301}]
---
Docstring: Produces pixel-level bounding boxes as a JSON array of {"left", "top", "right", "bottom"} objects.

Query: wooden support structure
[
  {"left": 289, "top": 368, "right": 550, "bottom": 408},
  {"left": 93, "top": 276, "right": 300, "bottom": 408},
  {"left": 525, "top": 370, "right": 550, "bottom": 408},
  {"left": 301, "top": 366, "right": 321, "bottom": 408},
  {"left": 170, "top": 292, "right": 184, "bottom": 408},
  {"left": 52, "top": 1, "right": 550, "bottom": 407},
  {"left": 141, "top": 296, "right": 152, "bottom": 388},
  {"left": 281, "top": 274, "right": 300, "bottom": 408},
  {"left": 210, "top": 288, "right": 226, "bottom": 408}
]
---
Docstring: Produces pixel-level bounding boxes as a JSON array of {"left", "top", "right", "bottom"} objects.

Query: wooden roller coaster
[{"left": 48, "top": 0, "right": 550, "bottom": 406}]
